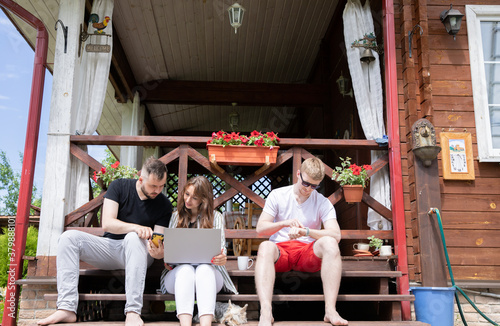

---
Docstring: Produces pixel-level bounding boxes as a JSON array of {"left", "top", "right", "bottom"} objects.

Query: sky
[
  {"left": 0, "top": 10, "right": 51, "bottom": 200},
  {"left": 0, "top": 10, "right": 106, "bottom": 207}
]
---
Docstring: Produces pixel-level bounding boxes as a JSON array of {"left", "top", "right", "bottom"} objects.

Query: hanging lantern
[
  {"left": 440, "top": 4, "right": 464, "bottom": 40},
  {"left": 227, "top": 2, "right": 245, "bottom": 34}
]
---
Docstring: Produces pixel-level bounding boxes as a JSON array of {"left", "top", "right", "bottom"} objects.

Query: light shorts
[{"left": 274, "top": 240, "right": 322, "bottom": 273}]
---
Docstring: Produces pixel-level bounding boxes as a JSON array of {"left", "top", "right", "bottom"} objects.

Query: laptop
[{"left": 163, "top": 228, "right": 222, "bottom": 264}]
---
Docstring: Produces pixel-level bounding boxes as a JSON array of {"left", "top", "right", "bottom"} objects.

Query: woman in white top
[{"left": 147, "top": 176, "right": 236, "bottom": 326}]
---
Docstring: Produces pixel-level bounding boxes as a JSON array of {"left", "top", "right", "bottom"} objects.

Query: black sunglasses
[{"left": 299, "top": 172, "right": 321, "bottom": 190}]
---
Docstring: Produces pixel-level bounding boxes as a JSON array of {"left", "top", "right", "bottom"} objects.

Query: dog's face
[{"left": 220, "top": 300, "right": 248, "bottom": 326}]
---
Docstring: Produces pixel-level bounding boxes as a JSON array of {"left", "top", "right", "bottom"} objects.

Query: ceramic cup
[
  {"left": 353, "top": 243, "right": 370, "bottom": 251},
  {"left": 237, "top": 256, "right": 254, "bottom": 270},
  {"left": 379, "top": 245, "right": 392, "bottom": 256}
]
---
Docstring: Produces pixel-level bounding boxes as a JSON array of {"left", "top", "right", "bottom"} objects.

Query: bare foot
[
  {"left": 125, "top": 312, "right": 144, "bottom": 326},
  {"left": 324, "top": 310, "right": 348, "bottom": 325},
  {"left": 37, "top": 310, "right": 76, "bottom": 325},
  {"left": 258, "top": 310, "right": 274, "bottom": 326}
]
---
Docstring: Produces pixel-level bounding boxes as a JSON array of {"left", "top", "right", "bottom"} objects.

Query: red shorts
[{"left": 274, "top": 240, "right": 322, "bottom": 273}]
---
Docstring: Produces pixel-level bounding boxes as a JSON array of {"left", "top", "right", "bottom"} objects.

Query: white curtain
[
  {"left": 121, "top": 92, "right": 145, "bottom": 169},
  {"left": 68, "top": 0, "right": 114, "bottom": 211},
  {"left": 343, "top": 0, "right": 392, "bottom": 230}
]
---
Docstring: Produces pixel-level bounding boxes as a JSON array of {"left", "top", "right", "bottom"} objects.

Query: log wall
[{"left": 395, "top": 0, "right": 500, "bottom": 282}]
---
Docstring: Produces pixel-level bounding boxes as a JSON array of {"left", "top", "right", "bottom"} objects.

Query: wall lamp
[
  {"left": 440, "top": 4, "right": 464, "bottom": 40},
  {"left": 336, "top": 71, "right": 353, "bottom": 98}
]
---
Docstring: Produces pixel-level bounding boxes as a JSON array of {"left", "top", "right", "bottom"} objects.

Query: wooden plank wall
[{"left": 395, "top": 0, "right": 500, "bottom": 282}]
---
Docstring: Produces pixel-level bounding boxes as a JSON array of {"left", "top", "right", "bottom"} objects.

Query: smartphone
[{"left": 151, "top": 232, "right": 164, "bottom": 247}]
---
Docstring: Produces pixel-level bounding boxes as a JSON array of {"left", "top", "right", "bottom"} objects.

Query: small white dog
[{"left": 193, "top": 300, "right": 248, "bottom": 325}]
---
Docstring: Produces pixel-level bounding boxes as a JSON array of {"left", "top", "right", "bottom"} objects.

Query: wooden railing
[{"left": 67, "top": 135, "right": 391, "bottom": 232}]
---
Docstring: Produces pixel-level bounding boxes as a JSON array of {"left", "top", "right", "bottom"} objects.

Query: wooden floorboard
[{"left": 54, "top": 321, "right": 429, "bottom": 326}]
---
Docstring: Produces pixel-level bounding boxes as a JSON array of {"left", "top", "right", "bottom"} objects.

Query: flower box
[
  {"left": 207, "top": 144, "right": 279, "bottom": 166},
  {"left": 342, "top": 185, "right": 364, "bottom": 203}
]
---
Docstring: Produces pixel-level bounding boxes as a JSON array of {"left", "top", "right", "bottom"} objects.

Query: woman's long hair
[{"left": 176, "top": 176, "right": 214, "bottom": 229}]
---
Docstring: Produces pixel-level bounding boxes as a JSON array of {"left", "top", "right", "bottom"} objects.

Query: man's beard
[{"left": 141, "top": 185, "right": 158, "bottom": 200}]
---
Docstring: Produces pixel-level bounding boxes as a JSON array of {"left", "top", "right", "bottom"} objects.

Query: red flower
[
  {"left": 216, "top": 130, "right": 224, "bottom": 137},
  {"left": 224, "top": 134, "right": 232, "bottom": 142},
  {"left": 254, "top": 138, "right": 264, "bottom": 146},
  {"left": 230, "top": 132, "right": 240, "bottom": 140},
  {"left": 111, "top": 161, "right": 120, "bottom": 169},
  {"left": 251, "top": 130, "right": 261, "bottom": 138},
  {"left": 350, "top": 164, "right": 362, "bottom": 175},
  {"left": 266, "top": 131, "right": 276, "bottom": 139},
  {"left": 100, "top": 167, "right": 106, "bottom": 174},
  {"left": 207, "top": 140, "right": 212, "bottom": 145},
  {"left": 240, "top": 136, "right": 249, "bottom": 144},
  {"left": 363, "top": 164, "right": 372, "bottom": 170},
  {"left": 92, "top": 171, "right": 98, "bottom": 182}
]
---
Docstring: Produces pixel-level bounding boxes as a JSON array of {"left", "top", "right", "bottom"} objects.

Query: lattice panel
[{"left": 164, "top": 173, "right": 290, "bottom": 211}]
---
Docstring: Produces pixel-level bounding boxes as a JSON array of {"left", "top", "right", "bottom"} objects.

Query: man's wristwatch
[{"left": 305, "top": 227, "right": 310, "bottom": 236}]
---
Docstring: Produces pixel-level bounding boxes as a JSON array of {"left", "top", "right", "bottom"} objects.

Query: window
[{"left": 467, "top": 5, "right": 500, "bottom": 162}]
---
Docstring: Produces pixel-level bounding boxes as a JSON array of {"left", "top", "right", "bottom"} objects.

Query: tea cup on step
[
  {"left": 353, "top": 243, "right": 370, "bottom": 251},
  {"left": 379, "top": 245, "right": 393, "bottom": 256},
  {"left": 237, "top": 256, "right": 254, "bottom": 270}
]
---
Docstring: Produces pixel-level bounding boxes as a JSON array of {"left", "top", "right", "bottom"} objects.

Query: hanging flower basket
[
  {"left": 342, "top": 185, "right": 364, "bottom": 203},
  {"left": 207, "top": 144, "right": 279, "bottom": 166}
]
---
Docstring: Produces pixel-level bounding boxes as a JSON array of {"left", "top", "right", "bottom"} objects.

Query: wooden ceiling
[{"left": 5, "top": 0, "right": 339, "bottom": 137}]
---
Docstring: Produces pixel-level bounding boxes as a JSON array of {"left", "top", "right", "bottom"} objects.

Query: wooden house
[{"left": 1, "top": 0, "right": 499, "bottom": 325}]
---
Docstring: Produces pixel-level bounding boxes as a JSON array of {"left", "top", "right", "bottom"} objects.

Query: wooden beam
[
  {"left": 65, "top": 192, "right": 106, "bottom": 226},
  {"left": 70, "top": 135, "right": 384, "bottom": 150},
  {"left": 69, "top": 143, "right": 103, "bottom": 172},
  {"left": 186, "top": 147, "right": 266, "bottom": 207},
  {"left": 414, "top": 158, "right": 447, "bottom": 287},
  {"left": 212, "top": 149, "right": 294, "bottom": 207},
  {"left": 137, "top": 80, "right": 329, "bottom": 107},
  {"left": 110, "top": 25, "right": 135, "bottom": 103}
]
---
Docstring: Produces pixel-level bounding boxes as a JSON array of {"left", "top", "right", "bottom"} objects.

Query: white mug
[
  {"left": 379, "top": 245, "right": 392, "bottom": 256},
  {"left": 353, "top": 243, "right": 370, "bottom": 251},
  {"left": 237, "top": 256, "right": 254, "bottom": 270}
]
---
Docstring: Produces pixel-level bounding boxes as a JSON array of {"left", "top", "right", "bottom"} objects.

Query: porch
[{"left": 16, "top": 135, "right": 417, "bottom": 324}]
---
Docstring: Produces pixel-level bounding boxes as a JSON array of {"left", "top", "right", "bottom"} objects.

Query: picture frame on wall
[{"left": 440, "top": 132, "right": 475, "bottom": 180}]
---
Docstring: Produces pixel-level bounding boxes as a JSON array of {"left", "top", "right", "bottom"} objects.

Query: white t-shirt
[{"left": 263, "top": 185, "right": 336, "bottom": 244}]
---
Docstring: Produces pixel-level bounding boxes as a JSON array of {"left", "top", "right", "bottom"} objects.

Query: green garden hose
[{"left": 428, "top": 208, "right": 499, "bottom": 326}]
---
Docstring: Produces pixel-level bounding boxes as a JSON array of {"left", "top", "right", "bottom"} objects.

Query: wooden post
[
  {"left": 178, "top": 145, "right": 188, "bottom": 193},
  {"left": 292, "top": 147, "right": 302, "bottom": 184},
  {"left": 37, "top": 0, "right": 85, "bottom": 258},
  {"left": 414, "top": 158, "right": 447, "bottom": 286}
]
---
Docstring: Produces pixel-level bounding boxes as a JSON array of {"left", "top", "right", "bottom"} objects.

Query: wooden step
[
  {"left": 41, "top": 321, "right": 429, "bottom": 326},
  {"left": 45, "top": 293, "right": 414, "bottom": 302}
]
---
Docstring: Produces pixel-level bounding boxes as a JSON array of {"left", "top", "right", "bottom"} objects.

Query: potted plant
[
  {"left": 332, "top": 156, "right": 372, "bottom": 203},
  {"left": 207, "top": 130, "right": 280, "bottom": 166},
  {"left": 92, "top": 161, "right": 139, "bottom": 188},
  {"left": 367, "top": 235, "right": 383, "bottom": 251}
]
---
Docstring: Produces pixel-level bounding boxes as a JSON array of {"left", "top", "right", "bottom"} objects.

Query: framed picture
[{"left": 440, "top": 132, "right": 475, "bottom": 180}]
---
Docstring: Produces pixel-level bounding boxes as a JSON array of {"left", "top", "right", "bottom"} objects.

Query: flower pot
[
  {"left": 342, "top": 185, "right": 364, "bottom": 203},
  {"left": 207, "top": 144, "right": 279, "bottom": 166}
]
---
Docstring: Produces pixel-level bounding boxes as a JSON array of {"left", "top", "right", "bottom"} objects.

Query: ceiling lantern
[{"left": 227, "top": 2, "right": 245, "bottom": 34}]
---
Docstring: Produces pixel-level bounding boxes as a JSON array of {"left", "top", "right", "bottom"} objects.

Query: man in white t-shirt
[{"left": 255, "top": 157, "right": 347, "bottom": 326}]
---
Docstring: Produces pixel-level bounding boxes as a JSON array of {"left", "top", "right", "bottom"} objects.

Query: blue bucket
[{"left": 410, "top": 286, "right": 456, "bottom": 326}]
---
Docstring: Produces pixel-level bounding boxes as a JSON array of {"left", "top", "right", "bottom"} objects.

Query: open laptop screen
[{"left": 163, "top": 228, "right": 221, "bottom": 264}]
